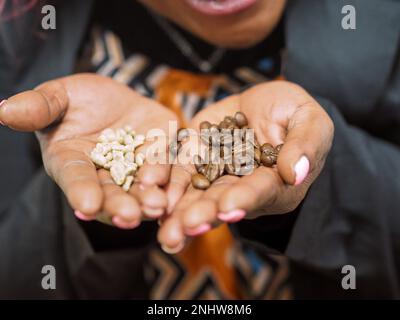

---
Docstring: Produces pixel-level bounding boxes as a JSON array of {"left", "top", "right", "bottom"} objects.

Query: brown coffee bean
[
  {"left": 200, "top": 130, "right": 211, "bottom": 145},
  {"left": 169, "top": 141, "right": 181, "bottom": 160},
  {"left": 224, "top": 116, "right": 235, "bottom": 124},
  {"left": 192, "top": 173, "right": 211, "bottom": 190},
  {"left": 234, "top": 111, "right": 248, "bottom": 128},
  {"left": 203, "top": 164, "right": 211, "bottom": 177},
  {"left": 233, "top": 142, "right": 252, "bottom": 158},
  {"left": 261, "top": 143, "right": 275, "bottom": 155},
  {"left": 240, "top": 129, "right": 247, "bottom": 141},
  {"left": 205, "top": 164, "right": 220, "bottom": 182},
  {"left": 231, "top": 155, "right": 243, "bottom": 167},
  {"left": 241, "top": 156, "right": 255, "bottom": 166},
  {"left": 227, "top": 123, "right": 239, "bottom": 131},
  {"left": 236, "top": 153, "right": 254, "bottom": 166},
  {"left": 220, "top": 145, "right": 230, "bottom": 158},
  {"left": 220, "top": 146, "right": 225, "bottom": 158},
  {"left": 200, "top": 121, "right": 212, "bottom": 131},
  {"left": 209, "top": 147, "right": 221, "bottom": 164},
  {"left": 242, "top": 128, "right": 255, "bottom": 142},
  {"left": 237, "top": 163, "right": 255, "bottom": 176},
  {"left": 221, "top": 146, "right": 233, "bottom": 163},
  {"left": 220, "top": 131, "right": 233, "bottom": 145},
  {"left": 236, "top": 128, "right": 245, "bottom": 141},
  {"left": 209, "top": 124, "right": 218, "bottom": 132},
  {"left": 195, "top": 114, "right": 279, "bottom": 183},
  {"left": 198, "top": 165, "right": 207, "bottom": 175},
  {"left": 261, "top": 153, "right": 276, "bottom": 167},
  {"left": 210, "top": 127, "right": 221, "bottom": 148},
  {"left": 177, "top": 128, "right": 190, "bottom": 142},
  {"left": 219, "top": 121, "right": 229, "bottom": 129},
  {"left": 225, "top": 163, "right": 237, "bottom": 175},
  {"left": 210, "top": 133, "right": 221, "bottom": 146},
  {"left": 233, "top": 130, "right": 243, "bottom": 146},
  {"left": 193, "top": 155, "right": 204, "bottom": 172}
]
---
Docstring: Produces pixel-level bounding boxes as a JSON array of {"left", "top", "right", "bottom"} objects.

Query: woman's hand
[
  {"left": 0, "top": 74, "right": 178, "bottom": 228},
  {"left": 157, "top": 81, "right": 334, "bottom": 252}
]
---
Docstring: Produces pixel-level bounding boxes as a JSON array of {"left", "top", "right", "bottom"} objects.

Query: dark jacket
[{"left": 273, "top": 0, "right": 400, "bottom": 298}]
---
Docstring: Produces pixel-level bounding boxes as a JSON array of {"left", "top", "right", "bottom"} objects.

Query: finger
[
  {"left": 97, "top": 169, "right": 141, "bottom": 228},
  {"left": 277, "top": 101, "right": 334, "bottom": 186},
  {"left": 0, "top": 80, "right": 68, "bottom": 131},
  {"left": 218, "top": 166, "right": 282, "bottom": 215},
  {"left": 182, "top": 175, "right": 239, "bottom": 232},
  {"left": 157, "top": 217, "right": 187, "bottom": 254},
  {"left": 134, "top": 144, "right": 172, "bottom": 215},
  {"left": 165, "top": 163, "right": 196, "bottom": 214},
  {"left": 135, "top": 128, "right": 172, "bottom": 187},
  {"left": 47, "top": 146, "right": 103, "bottom": 218},
  {"left": 137, "top": 163, "right": 171, "bottom": 187},
  {"left": 240, "top": 83, "right": 290, "bottom": 145},
  {"left": 129, "top": 183, "right": 167, "bottom": 219},
  {"left": 157, "top": 185, "right": 203, "bottom": 252}
]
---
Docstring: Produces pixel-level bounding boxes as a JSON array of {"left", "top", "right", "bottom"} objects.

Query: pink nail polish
[
  {"left": 112, "top": 216, "right": 140, "bottom": 229},
  {"left": 294, "top": 156, "right": 310, "bottom": 186},
  {"left": 143, "top": 206, "right": 164, "bottom": 218},
  {"left": 74, "top": 210, "right": 95, "bottom": 221},
  {"left": 185, "top": 223, "right": 211, "bottom": 236},
  {"left": 217, "top": 209, "right": 246, "bottom": 223},
  {"left": 161, "top": 242, "right": 185, "bottom": 255}
]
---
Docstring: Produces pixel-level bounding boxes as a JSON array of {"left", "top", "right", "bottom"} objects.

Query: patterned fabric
[{"left": 89, "top": 27, "right": 291, "bottom": 300}]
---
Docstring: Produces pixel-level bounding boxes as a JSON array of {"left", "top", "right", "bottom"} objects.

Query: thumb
[
  {"left": 277, "top": 101, "right": 334, "bottom": 186},
  {"left": 0, "top": 79, "right": 68, "bottom": 132}
]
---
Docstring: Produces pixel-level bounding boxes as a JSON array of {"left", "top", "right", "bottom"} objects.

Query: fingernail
[
  {"left": 0, "top": 100, "right": 6, "bottom": 126},
  {"left": 217, "top": 209, "right": 246, "bottom": 223},
  {"left": 119, "top": 212, "right": 139, "bottom": 221},
  {"left": 112, "top": 216, "right": 140, "bottom": 229},
  {"left": 74, "top": 210, "right": 95, "bottom": 221},
  {"left": 161, "top": 241, "right": 185, "bottom": 255},
  {"left": 143, "top": 206, "right": 164, "bottom": 218},
  {"left": 294, "top": 156, "right": 310, "bottom": 186},
  {"left": 185, "top": 223, "right": 211, "bottom": 236}
]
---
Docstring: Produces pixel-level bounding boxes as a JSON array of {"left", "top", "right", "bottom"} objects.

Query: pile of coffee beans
[
  {"left": 190, "top": 112, "right": 283, "bottom": 190},
  {"left": 90, "top": 126, "right": 146, "bottom": 192}
]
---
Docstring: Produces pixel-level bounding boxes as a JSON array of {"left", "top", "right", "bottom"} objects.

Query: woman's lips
[{"left": 184, "top": 0, "right": 258, "bottom": 16}]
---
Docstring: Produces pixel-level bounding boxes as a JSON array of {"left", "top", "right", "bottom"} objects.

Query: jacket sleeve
[{"left": 237, "top": 96, "right": 400, "bottom": 298}]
